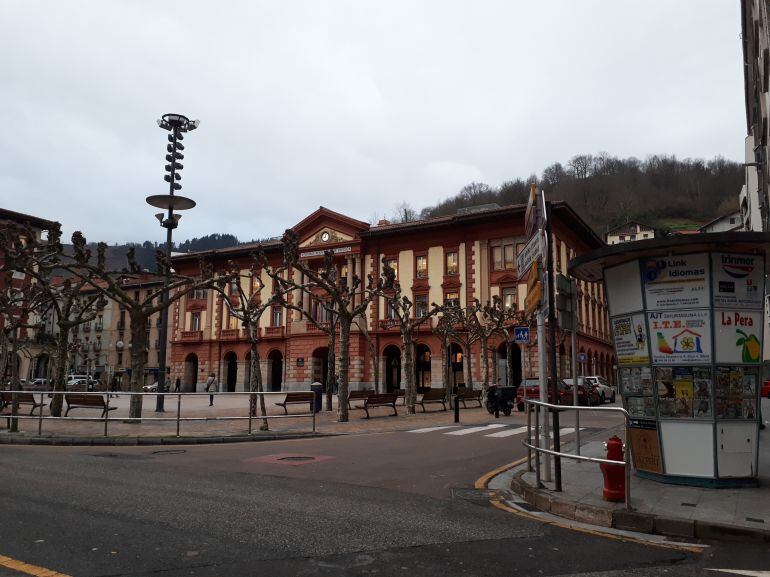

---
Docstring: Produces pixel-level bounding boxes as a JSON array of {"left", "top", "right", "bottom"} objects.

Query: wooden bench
[
  {"left": 64, "top": 394, "right": 117, "bottom": 418},
  {"left": 417, "top": 388, "right": 447, "bottom": 412},
  {"left": 0, "top": 391, "right": 47, "bottom": 416},
  {"left": 457, "top": 388, "right": 483, "bottom": 408},
  {"left": 393, "top": 389, "right": 406, "bottom": 405},
  {"left": 359, "top": 393, "right": 398, "bottom": 419},
  {"left": 275, "top": 391, "right": 315, "bottom": 414},
  {"left": 347, "top": 389, "right": 374, "bottom": 409}
]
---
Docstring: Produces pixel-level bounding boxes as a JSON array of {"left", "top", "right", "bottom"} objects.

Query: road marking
[
  {"left": 407, "top": 426, "right": 458, "bottom": 433},
  {"left": 485, "top": 426, "right": 529, "bottom": 438},
  {"left": 445, "top": 424, "right": 507, "bottom": 436},
  {"left": 706, "top": 571, "right": 770, "bottom": 576},
  {"left": 0, "top": 554, "right": 71, "bottom": 577}
]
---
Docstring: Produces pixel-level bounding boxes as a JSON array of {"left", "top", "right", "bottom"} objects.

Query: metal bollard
[
  {"left": 104, "top": 393, "right": 110, "bottom": 437},
  {"left": 176, "top": 394, "right": 182, "bottom": 437},
  {"left": 526, "top": 403, "right": 532, "bottom": 472},
  {"left": 453, "top": 395, "right": 460, "bottom": 423},
  {"left": 38, "top": 392, "right": 44, "bottom": 436}
]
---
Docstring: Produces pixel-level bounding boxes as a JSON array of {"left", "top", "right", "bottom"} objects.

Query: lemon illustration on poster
[
  {"left": 612, "top": 313, "right": 650, "bottom": 365},
  {"left": 641, "top": 254, "right": 710, "bottom": 310},
  {"left": 711, "top": 253, "right": 764, "bottom": 309},
  {"left": 714, "top": 309, "right": 763, "bottom": 364},
  {"left": 647, "top": 309, "right": 712, "bottom": 364}
]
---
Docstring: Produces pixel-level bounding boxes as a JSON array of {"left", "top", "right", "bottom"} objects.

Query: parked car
[
  {"left": 27, "top": 378, "right": 50, "bottom": 391},
  {"left": 561, "top": 379, "right": 601, "bottom": 406},
  {"left": 66, "top": 378, "right": 98, "bottom": 391},
  {"left": 143, "top": 381, "right": 160, "bottom": 393},
  {"left": 581, "top": 375, "right": 616, "bottom": 403},
  {"left": 762, "top": 380, "right": 770, "bottom": 399},
  {"left": 516, "top": 378, "right": 559, "bottom": 412}
]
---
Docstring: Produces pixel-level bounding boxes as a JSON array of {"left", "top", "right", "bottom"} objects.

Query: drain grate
[
  {"left": 681, "top": 502, "right": 697, "bottom": 507},
  {"left": 451, "top": 488, "right": 500, "bottom": 501},
  {"left": 90, "top": 453, "right": 148, "bottom": 460},
  {"left": 512, "top": 501, "right": 540, "bottom": 512},
  {"left": 152, "top": 449, "right": 187, "bottom": 455},
  {"left": 746, "top": 517, "right": 765, "bottom": 523},
  {"left": 278, "top": 456, "right": 315, "bottom": 462}
]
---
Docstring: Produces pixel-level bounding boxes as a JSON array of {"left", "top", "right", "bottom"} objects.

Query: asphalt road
[{"left": 0, "top": 414, "right": 768, "bottom": 576}]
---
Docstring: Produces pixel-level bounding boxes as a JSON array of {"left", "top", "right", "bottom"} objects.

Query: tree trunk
[
  {"left": 9, "top": 333, "right": 19, "bottom": 432},
  {"left": 403, "top": 335, "right": 416, "bottom": 414},
  {"left": 480, "top": 338, "right": 490, "bottom": 391},
  {"left": 464, "top": 341, "right": 473, "bottom": 390},
  {"left": 441, "top": 340, "right": 450, "bottom": 402},
  {"left": 248, "top": 337, "right": 268, "bottom": 431},
  {"left": 371, "top": 339, "right": 379, "bottom": 394},
  {"left": 506, "top": 340, "right": 515, "bottom": 388},
  {"left": 337, "top": 317, "right": 351, "bottom": 422},
  {"left": 325, "top": 329, "right": 335, "bottom": 411},
  {"left": 49, "top": 325, "right": 71, "bottom": 417},
  {"left": 128, "top": 312, "right": 148, "bottom": 420}
]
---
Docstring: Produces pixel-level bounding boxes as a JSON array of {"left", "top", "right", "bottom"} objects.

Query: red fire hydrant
[{"left": 599, "top": 435, "right": 625, "bottom": 502}]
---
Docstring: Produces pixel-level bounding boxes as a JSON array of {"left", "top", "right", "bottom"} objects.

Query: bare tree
[
  {"left": 439, "top": 302, "right": 480, "bottom": 390},
  {"left": 280, "top": 229, "right": 381, "bottom": 422},
  {"left": 377, "top": 259, "right": 440, "bottom": 413},
  {"left": 391, "top": 202, "right": 417, "bottom": 223}
]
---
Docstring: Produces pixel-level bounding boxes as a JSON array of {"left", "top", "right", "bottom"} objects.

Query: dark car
[
  {"left": 762, "top": 380, "right": 770, "bottom": 399},
  {"left": 516, "top": 378, "right": 559, "bottom": 411},
  {"left": 560, "top": 379, "right": 601, "bottom": 406}
]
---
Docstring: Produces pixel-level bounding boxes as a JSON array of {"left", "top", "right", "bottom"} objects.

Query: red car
[
  {"left": 516, "top": 379, "right": 560, "bottom": 411},
  {"left": 762, "top": 380, "right": 770, "bottom": 399}
]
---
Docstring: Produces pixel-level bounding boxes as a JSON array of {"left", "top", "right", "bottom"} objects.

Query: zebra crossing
[{"left": 406, "top": 424, "right": 584, "bottom": 439}]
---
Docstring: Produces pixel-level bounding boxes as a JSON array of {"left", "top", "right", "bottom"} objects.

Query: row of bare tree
[{"left": 1, "top": 223, "right": 531, "bottom": 427}]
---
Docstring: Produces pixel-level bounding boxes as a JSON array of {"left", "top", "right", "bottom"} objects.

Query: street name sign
[{"left": 517, "top": 233, "right": 541, "bottom": 278}]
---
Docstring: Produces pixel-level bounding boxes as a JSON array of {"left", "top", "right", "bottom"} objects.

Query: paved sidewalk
[
  {"left": 508, "top": 398, "right": 770, "bottom": 541},
  {"left": 0, "top": 391, "right": 526, "bottom": 442}
]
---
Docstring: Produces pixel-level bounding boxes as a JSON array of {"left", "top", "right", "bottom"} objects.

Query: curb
[
  {"left": 510, "top": 469, "right": 770, "bottom": 543},
  {"left": 0, "top": 431, "right": 334, "bottom": 446}
]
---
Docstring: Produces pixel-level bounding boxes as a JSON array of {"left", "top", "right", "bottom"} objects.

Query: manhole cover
[
  {"left": 450, "top": 488, "right": 500, "bottom": 501},
  {"left": 152, "top": 449, "right": 187, "bottom": 455},
  {"left": 278, "top": 456, "right": 315, "bottom": 462}
]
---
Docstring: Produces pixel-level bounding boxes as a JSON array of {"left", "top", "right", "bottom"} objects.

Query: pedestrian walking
[
  {"left": 110, "top": 375, "right": 119, "bottom": 398},
  {"left": 204, "top": 372, "right": 217, "bottom": 406},
  {"left": 174, "top": 377, "right": 181, "bottom": 392}
]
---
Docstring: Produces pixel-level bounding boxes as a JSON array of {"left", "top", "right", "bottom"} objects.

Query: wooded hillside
[{"left": 418, "top": 153, "right": 743, "bottom": 233}]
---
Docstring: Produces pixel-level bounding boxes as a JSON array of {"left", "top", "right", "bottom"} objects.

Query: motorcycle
[{"left": 485, "top": 384, "right": 516, "bottom": 417}]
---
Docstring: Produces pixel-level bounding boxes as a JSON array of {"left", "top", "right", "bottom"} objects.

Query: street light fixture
[{"left": 146, "top": 113, "right": 199, "bottom": 412}]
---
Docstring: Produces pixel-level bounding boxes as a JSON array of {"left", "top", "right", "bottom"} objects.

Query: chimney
[{"left": 377, "top": 219, "right": 391, "bottom": 226}]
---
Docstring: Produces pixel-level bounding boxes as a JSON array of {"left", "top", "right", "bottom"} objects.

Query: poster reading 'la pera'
[
  {"left": 714, "top": 309, "right": 763, "bottom": 364},
  {"left": 641, "top": 254, "right": 710, "bottom": 310},
  {"left": 647, "top": 310, "right": 712, "bottom": 364}
]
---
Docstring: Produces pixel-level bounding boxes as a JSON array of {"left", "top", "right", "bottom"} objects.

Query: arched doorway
[
  {"left": 311, "top": 347, "right": 329, "bottom": 386},
  {"left": 450, "top": 343, "right": 464, "bottom": 388},
  {"left": 497, "top": 342, "right": 522, "bottom": 388},
  {"left": 383, "top": 345, "right": 401, "bottom": 393},
  {"left": 415, "top": 344, "right": 431, "bottom": 389},
  {"left": 34, "top": 353, "right": 50, "bottom": 379},
  {"left": 184, "top": 353, "right": 198, "bottom": 392},
  {"left": 224, "top": 351, "right": 238, "bottom": 392},
  {"left": 268, "top": 350, "right": 283, "bottom": 392}
]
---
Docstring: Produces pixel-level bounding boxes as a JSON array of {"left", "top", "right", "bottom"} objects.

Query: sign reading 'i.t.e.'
[{"left": 641, "top": 254, "right": 710, "bottom": 310}]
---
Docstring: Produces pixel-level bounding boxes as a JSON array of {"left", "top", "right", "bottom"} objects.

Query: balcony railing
[
  {"left": 306, "top": 321, "right": 331, "bottom": 333},
  {"left": 263, "top": 326, "right": 285, "bottom": 339},
  {"left": 180, "top": 330, "right": 203, "bottom": 342},
  {"left": 219, "top": 328, "right": 241, "bottom": 340},
  {"left": 378, "top": 319, "right": 400, "bottom": 331},
  {"left": 94, "top": 323, "right": 103, "bottom": 332},
  {"left": 83, "top": 325, "right": 91, "bottom": 333}
]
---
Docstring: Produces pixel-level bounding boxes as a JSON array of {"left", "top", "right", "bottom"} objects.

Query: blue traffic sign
[
  {"left": 578, "top": 352, "right": 587, "bottom": 363},
  {"left": 514, "top": 327, "right": 530, "bottom": 344}
]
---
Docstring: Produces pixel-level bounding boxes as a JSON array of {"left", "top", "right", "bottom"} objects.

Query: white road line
[
  {"left": 445, "top": 424, "right": 507, "bottom": 436},
  {"left": 407, "top": 426, "right": 459, "bottom": 434},
  {"left": 485, "top": 426, "right": 529, "bottom": 438}
]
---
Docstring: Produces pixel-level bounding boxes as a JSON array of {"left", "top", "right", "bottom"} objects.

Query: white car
[
  {"left": 143, "top": 381, "right": 159, "bottom": 392},
  {"left": 582, "top": 375, "right": 616, "bottom": 403}
]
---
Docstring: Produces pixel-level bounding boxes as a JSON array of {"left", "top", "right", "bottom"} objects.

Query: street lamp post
[{"left": 147, "top": 113, "right": 199, "bottom": 412}]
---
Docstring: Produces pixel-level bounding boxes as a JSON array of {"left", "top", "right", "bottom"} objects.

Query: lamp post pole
[{"left": 148, "top": 114, "right": 199, "bottom": 413}]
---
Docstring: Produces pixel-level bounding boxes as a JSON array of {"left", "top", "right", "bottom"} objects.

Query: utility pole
[{"left": 545, "top": 201, "right": 562, "bottom": 492}]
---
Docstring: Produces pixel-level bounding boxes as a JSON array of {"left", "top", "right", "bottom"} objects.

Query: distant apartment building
[
  {"left": 605, "top": 221, "right": 656, "bottom": 245},
  {"left": 0, "top": 208, "right": 56, "bottom": 382},
  {"left": 169, "top": 204, "right": 614, "bottom": 393}
]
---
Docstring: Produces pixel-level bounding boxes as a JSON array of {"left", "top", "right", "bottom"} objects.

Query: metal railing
[
  {"left": 0, "top": 390, "right": 316, "bottom": 438},
  {"left": 523, "top": 398, "right": 632, "bottom": 510}
]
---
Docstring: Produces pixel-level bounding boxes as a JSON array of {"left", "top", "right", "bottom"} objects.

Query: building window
[
  {"left": 229, "top": 279, "right": 239, "bottom": 294},
  {"left": 502, "top": 288, "right": 517, "bottom": 310},
  {"left": 251, "top": 275, "right": 262, "bottom": 293},
  {"left": 415, "top": 255, "right": 428, "bottom": 278},
  {"left": 117, "top": 352, "right": 123, "bottom": 365},
  {"left": 492, "top": 246, "right": 503, "bottom": 270},
  {"left": 340, "top": 264, "right": 348, "bottom": 287},
  {"left": 190, "top": 312, "right": 201, "bottom": 331},
  {"left": 415, "top": 295, "right": 428, "bottom": 318},
  {"left": 445, "top": 251, "right": 459, "bottom": 275},
  {"left": 503, "top": 244, "right": 514, "bottom": 270},
  {"left": 272, "top": 306, "right": 282, "bottom": 327},
  {"left": 445, "top": 291, "right": 460, "bottom": 307},
  {"left": 228, "top": 310, "right": 240, "bottom": 330},
  {"left": 192, "top": 288, "right": 207, "bottom": 301},
  {"left": 385, "top": 258, "right": 398, "bottom": 279}
]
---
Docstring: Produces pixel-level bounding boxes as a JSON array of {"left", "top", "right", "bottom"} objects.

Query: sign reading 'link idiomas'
[{"left": 641, "top": 253, "right": 710, "bottom": 310}]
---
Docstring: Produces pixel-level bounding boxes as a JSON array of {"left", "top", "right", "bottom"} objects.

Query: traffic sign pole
[
  {"left": 545, "top": 200, "right": 562, "bottom": 492},
  {"left": 571, "top": 280, "right": 580, "bottom": 456}
]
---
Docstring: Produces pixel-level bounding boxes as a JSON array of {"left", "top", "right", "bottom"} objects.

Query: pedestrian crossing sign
[{"left": 514, "top": 327, "right": 530, "bottom": 344}]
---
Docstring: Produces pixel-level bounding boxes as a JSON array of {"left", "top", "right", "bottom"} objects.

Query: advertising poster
[
  {"left": 714, "top": 309, "right": 763, "bottom": 364},
  {"left": 711, "top": 253, "right": 764, "bottom": 309},
  {"left": 647, "top": 310, "right": 712, "bottom": 364},
  {"left": 629, "top": 424, "right": 663, "bottom": 474},
  {"left": 673, "top": 367, "right": 693, "bottom": 418},
  {"left": 693, "top": 367, "right": 712, "bottom": 418},
  {"left": 641, "top": 253, "right": 710, "bottom": 310},
  {"left": 715, "top": 366, "right": 757, "bottom": 419},
  {"left": 612, "top": 313, "right": 649, "bottom": 365}
]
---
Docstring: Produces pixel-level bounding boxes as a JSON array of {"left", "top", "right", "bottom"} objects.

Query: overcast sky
[{"left": 0, "top": 1, "right": 745, "bottom": 244}]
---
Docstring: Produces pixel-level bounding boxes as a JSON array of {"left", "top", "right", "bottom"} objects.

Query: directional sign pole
[
  {"left": 571, "top": 279, "right": 580, "bottom": 456},
  {"left": 545, "top": 200, "right": 561, "bottom": 492}
]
